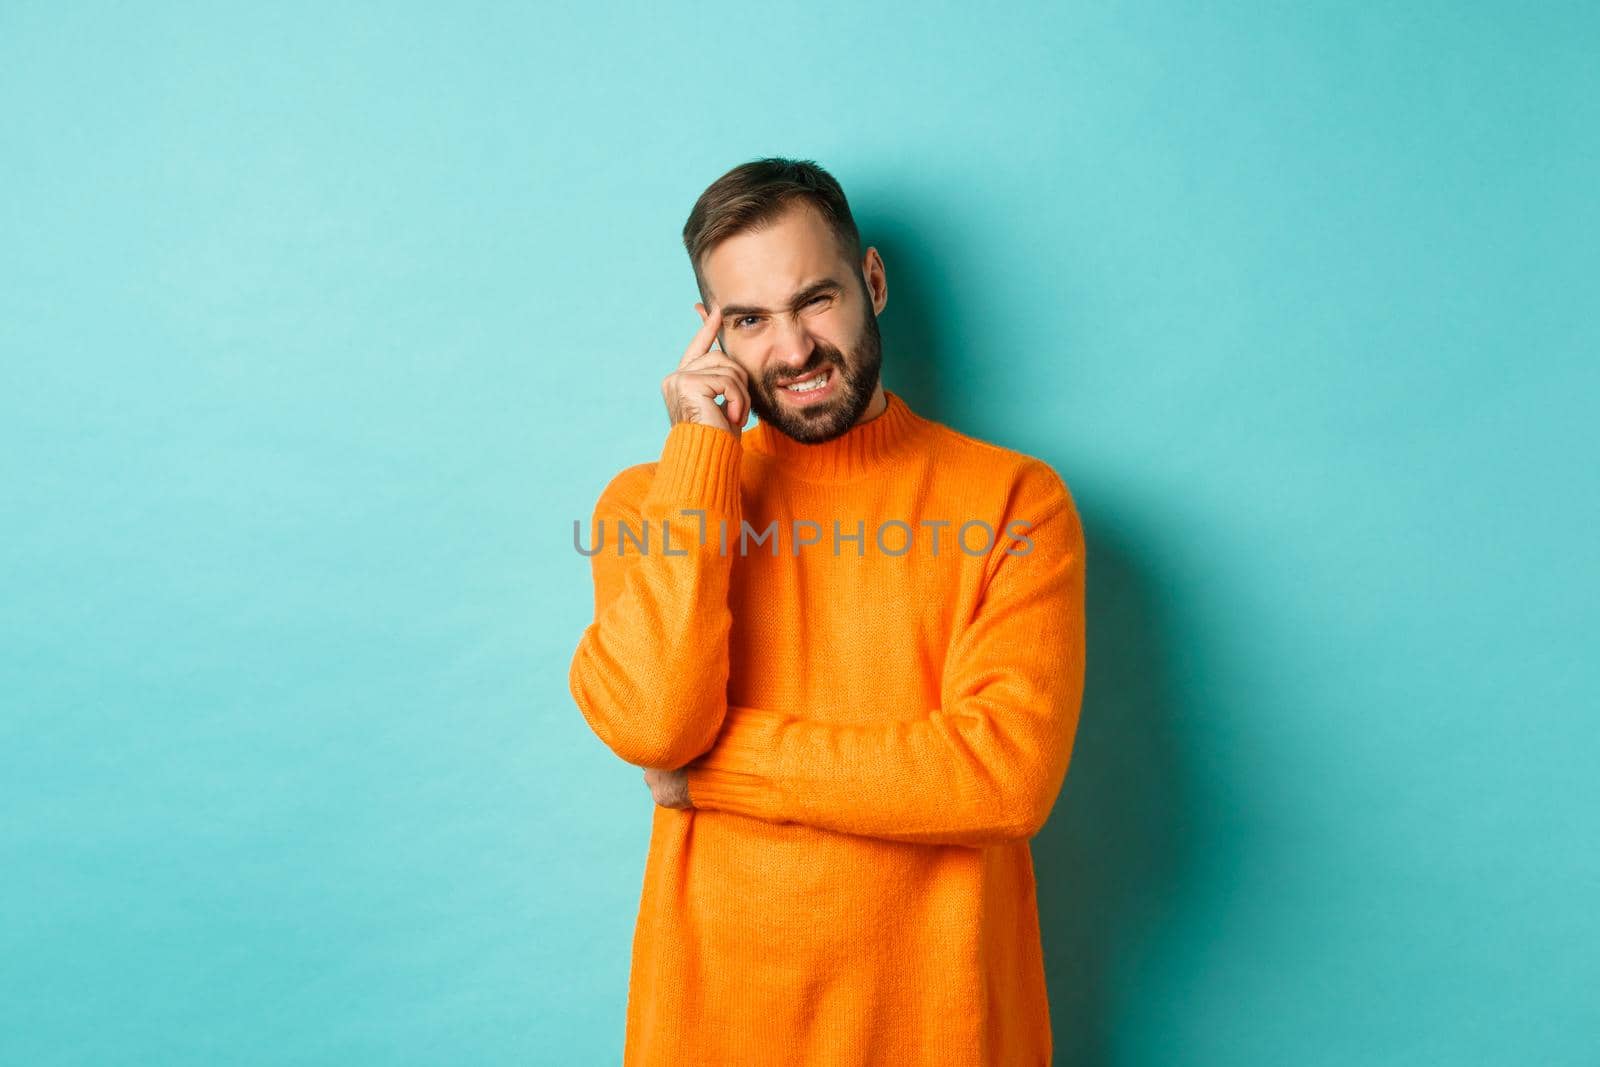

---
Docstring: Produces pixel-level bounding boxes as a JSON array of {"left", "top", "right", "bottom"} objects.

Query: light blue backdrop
[{"left": 3, "top": 2, "right": 1595, "bottom": 1064}]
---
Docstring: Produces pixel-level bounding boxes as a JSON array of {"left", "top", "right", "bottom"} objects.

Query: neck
[{"left": 855, "top": 384, "right": 888, "bottom": 426}]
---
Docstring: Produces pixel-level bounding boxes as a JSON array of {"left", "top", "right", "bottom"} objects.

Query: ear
[{"left": 859, "top": 248, "right": 888, "bottom": 314}]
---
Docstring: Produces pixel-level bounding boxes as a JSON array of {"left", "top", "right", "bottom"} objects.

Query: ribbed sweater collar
[{"left": 744, "top": 389, "right": 925, "bottom": 483}]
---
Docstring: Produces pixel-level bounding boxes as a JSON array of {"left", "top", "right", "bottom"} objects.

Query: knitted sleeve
[
  {"left": 568, "top": 421, "right": 743, "bottom": 769},
  {"left": 682, "top": 474, "right": 1086, "bottom": 848}
]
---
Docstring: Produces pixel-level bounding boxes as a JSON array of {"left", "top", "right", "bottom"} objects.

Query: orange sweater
[{"left": 569, "top": 390, "right": 1086, "bottom": 1066}]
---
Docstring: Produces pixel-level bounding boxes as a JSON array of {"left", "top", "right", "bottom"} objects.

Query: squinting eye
[{"left": 735, "top": 296, "right": 828, "bottom": 330}]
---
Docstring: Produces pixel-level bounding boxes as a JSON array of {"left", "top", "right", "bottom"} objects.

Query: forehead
[{"left": 701, "top": 202, "right": 848, "bottom": 304}]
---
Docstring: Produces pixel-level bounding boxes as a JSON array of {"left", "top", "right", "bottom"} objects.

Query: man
[{"left": 568, "top": 157, "right": 1086, "bottom": 1066}]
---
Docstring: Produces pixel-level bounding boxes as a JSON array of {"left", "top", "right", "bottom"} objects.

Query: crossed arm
[{"left": 569, "top": 423, "right": 1086, "bottom": 848}]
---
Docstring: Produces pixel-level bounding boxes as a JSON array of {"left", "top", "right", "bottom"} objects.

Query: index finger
[{"left": 680, "top": 302, "right": 724, "bottom": 368}]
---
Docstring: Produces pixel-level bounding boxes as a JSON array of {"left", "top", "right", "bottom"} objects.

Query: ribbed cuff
[
  {"left": 684, "top": 705, "right": 790, "bottom": 821},
  {"left": 643, "top": 421, "right": 742, "bottom": 519}
]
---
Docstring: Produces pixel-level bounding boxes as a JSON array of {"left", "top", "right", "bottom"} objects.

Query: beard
[{"left": 747, "top": 293, "right": 884, "bottom": 444}]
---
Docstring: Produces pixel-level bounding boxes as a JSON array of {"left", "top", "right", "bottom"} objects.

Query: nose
[{"left": 769, "top": 318, "right": 819, "bottom": 383}]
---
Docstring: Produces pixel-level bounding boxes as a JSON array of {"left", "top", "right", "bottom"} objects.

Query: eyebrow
[{"left": 719, "top": 278, "right": 845, "bottom": 320}]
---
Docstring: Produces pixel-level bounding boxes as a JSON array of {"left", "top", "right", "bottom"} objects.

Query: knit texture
[{"left": 569, "top": 390, "right": 1086, "bottom": 1066}]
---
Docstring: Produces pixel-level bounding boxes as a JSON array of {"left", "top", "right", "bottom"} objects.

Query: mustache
[{"left": 767, "top": 351, "right": 844, "bottom": 390}]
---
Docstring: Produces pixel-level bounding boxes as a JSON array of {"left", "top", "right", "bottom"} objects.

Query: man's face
[{"left": 699, "top": 203, "right": 884, "bottom": 444}]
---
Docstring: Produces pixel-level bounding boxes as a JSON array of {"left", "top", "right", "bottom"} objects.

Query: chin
[{"left": 771, "top": 385, "right": 868, "bottom": 442}]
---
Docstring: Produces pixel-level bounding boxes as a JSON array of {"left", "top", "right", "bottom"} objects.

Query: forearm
[
  {"left": 570, "top": 422, "right": 743, "bottom": 768},
  {"left": 683, "top": 690, "right": 1080, "bottom": 848}
]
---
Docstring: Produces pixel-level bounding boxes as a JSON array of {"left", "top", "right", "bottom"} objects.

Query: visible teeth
[{"left": 786, "top": 371, "right": 830, "bottom": 393}]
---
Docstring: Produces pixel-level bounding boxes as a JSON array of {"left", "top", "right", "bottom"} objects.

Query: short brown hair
[{"left": 682, "top": 157, "right": 864, "bottom": 302}]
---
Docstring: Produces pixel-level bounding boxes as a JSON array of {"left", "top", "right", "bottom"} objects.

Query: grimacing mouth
[{"left": 775, "top": 364, "right": 835, "bottom": 389}]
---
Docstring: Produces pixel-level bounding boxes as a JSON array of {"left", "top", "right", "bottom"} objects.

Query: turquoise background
[{"left": 3, "top": 2, "right": 1595, "bottom": 1064}]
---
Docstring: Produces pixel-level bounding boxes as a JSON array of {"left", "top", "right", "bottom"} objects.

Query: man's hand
[
  {"left": 643, "top": 766, "right": 692, "bottom": 809},
  {"left": 661, "top": 301, "right": 751, "bottom": 439}
]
